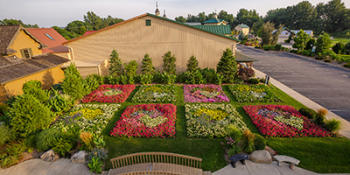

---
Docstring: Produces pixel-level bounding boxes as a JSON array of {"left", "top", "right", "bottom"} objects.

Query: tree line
[{"left": 175, "top": 0, "right": 350, "bottom": 35}]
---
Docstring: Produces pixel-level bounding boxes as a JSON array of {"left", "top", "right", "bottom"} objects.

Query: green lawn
[
  {"left": 102, "top": 84, "right": 350, "bottom": 173},
  {"left": 331, "top": 37, "right": 350, "bottom": 45}
]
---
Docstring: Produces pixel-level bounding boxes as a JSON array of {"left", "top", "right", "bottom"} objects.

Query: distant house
[
  {"left": 203, "top": 15, "right": 227, "bottom": 26},
  {"left": 0, "top": 25, "right": 69, "bottom": 101},
  {"left": 64, "top": 13, "right": 237, "bottom": 77},
  {"left": 277, "top": 30, "right": 314, "bottom": 43},
  {"left": 290, "top": 30, "right": 313, "bottom": 37},
  {"left": 234, "top": 24, "right": 250, "bottom": 36},
  {"left": 26, "top": 28, "right": 71, "bottom": 60},
  {"left": 0, "top": 55, "right": 68, "bottom": 101},
  {"left": 0, "top": 25, "right": 44, "bottom": 59}
]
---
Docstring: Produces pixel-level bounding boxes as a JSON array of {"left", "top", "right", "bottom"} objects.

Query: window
[
  {"left": 145, "top": 19, "right": 151, "bottom": 26},
  {"left": 45, "top": 33, "right": 55, "bottom": 40},
  {"left": 20, "top": 48, "right": 33, "bottom": 59}
]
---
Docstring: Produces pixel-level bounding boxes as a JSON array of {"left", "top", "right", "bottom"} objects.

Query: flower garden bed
[
  {"left": 132, "top": 85, "right": 176, "bottom": 103},
  {"left": 185, "top": 104, "right": 247, "bottom": 137},
  {"left": 82, "top": 84, "right": 135, "bottom": 103},
  {"left": 184, "top": 85, "right": 229, "bottom": 103},
  {"left": 228, "top": 84, "right": 280, "bottom": 103},
  {"left": 52, "top": 104, "right": 120, "bottom": 136},
  {"left": 110, "top": 104, "right": 176, "bottom": 138},
  {"left": 243, "top": 105, "right": 333, "bottom": 137}
]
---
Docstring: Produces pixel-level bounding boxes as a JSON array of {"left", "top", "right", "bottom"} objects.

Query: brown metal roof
[
  {"left": 0, "top": 25, "right": 20, "bottom": 55},
  {"left": 0, "top": 54, "right": 69, "bottom": 84}
]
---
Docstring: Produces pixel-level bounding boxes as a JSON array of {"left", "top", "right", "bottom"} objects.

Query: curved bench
[{"left": 273, "top": 155, "right": 300, "bottom": 169}]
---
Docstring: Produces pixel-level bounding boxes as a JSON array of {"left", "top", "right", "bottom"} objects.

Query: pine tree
[
  {"left": 216, "top": 49, "right": 237, "bottom": 83},
  {"left": 61, "top": 64, "right": 86, "bottom": 100},
  {"left": 186, "top": 56, "right": 199, "bottom": 72},
  {"left": 141, "top": 54, "right": 155, "bottom": 74},
  {"left": 108, "top": 49, "right": 123, "bottom": 76},
  {"left": 162, "top": 51, "right": 176, "bottom": 74}
]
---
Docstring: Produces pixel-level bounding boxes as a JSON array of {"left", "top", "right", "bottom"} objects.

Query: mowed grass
[{"left": 103, "top": 84, "right": 350, "bottom": 173}]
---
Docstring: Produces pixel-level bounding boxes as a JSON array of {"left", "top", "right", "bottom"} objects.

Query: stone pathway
[{"left": 213, "top": 160, "right": 350, "bottom": 175}]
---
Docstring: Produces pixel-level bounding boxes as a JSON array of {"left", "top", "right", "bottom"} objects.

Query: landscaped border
[
  {"left": 132, "top": 85, "right": 177, "bottom": 103},
  {"left": 243, "top": 105, "right": 333, "bottom": 137},
  {"left": 228, "top": 84, "right": 280, "bottom": 103},
  {"left": 110, "top": 104, "right": 177, "bottom": 138},
  {"left": 184, "top": 84, "right": 229, "bottom": 103},
  {"left": 82, "top": 84, "right": 135, "bottom": 103}
]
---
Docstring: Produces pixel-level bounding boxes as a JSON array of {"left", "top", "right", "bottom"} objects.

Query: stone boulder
[
  {"left": 71, "top": 151, "right": 87, "bottom": 164},
  {"left": 249, "top": 150, "right": 272, "bottom": 164},
  {"left": 40, "top": 150, "right": 59, "bottom": 162}
]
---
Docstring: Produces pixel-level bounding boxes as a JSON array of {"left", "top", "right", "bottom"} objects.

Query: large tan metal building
[{"left": 64, "top": 13, "right": 237, "bottom": 76}]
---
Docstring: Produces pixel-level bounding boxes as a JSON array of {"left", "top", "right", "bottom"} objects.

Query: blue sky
[{"left": 0, "top": 0, "right": 349, "bottom": 27}]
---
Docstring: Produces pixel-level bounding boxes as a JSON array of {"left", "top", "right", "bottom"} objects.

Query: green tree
[
  {"left": 8, "top": 94, "right": 53, "bottom": 137},
  {"left": 0, "top": 18, "right": 39, "bottom": 28},
  {"left": 293, "top": 30, "right": 311, "bottom": 51},
  {"left": 315, "top": 32, "right": 332, "bottom": 54},
  {"left": 124, "top": 61, "right": 138, "bottom": 84},
  {"left": 66, "top": 20, "right": 87, "bottom": 35},
  {"left": 141, "top": 54, "right": 155, "bottom": 74},
  {"left": 260, "top": 22, "right": 282, "bottom": 45},
  {"left": 332, "top": 42, "right": 345, "bottom": 54},
  {"left": 316, "top": 0, "right": 349, "bottom": 33},
  {"left": 22, "top": 80, "right": 49, "bottom": 104},
  {"left": 217, "top": 49, "right": 237, "bottom": 83},
  {"left": 108, "top": 50, "right": 124, "bottom": 76},
  {"left": 61, "top": 64, "right": 86, "bottom": 100},
  {"left": 52, "top": 26, "right": 76, "bottom": 40},
  {"left": 305, "top": 38, "right": 316, "bottom": 50},
  {"left": 102, "top": 15, "right": 123, "bottom": 26},
  {"left": 84, "top": 11, "right": 104, "bottom": 30},
  {"left": 162, "top": 51, "right": 176, "bottom": 74},
  {"left": 175, "top": 16, "right": 186, "bottom": 23},
  {"left": 236, "top": 9, "right": 261, "bottom": 28},
  {"left": 186, "top": 56, "right": 199, "bottom": 72}
]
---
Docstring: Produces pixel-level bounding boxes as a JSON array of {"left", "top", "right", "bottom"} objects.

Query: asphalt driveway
[{"left": 237, "top": 45, "right": 350, "bottom": 121}]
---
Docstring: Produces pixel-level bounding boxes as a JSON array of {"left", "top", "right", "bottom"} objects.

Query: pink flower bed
[
  {"left": 82, "top": 84, "right": 135, "bottom": 103},
  {"left": 184, "top": 84, "right": 229, "bottom": 103},
  {"left": 243, "top": 105, "right": 333, "bottom": 137},
  {"left": 110, "top": 104, "right": 176, "bottom": 138}
]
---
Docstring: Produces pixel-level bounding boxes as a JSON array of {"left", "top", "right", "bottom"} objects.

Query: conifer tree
[
  {"left": 216, "top": 49, "right": 237, "bottom": 83},
  {"left": 162, "top": 51, "right": 176, "bottom": 74},
  {"left": 141, "top": 54, "right": 155, "bottom": 74},
  {"left": 108, "top": 49, "right": 123, "bottom": 76},
  {"left": 186, "top": 56, "right": 199, "bottom": 72}
]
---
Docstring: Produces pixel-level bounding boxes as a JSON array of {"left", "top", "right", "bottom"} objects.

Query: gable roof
[
  {"left": 0, "top": 54, "right": 69, "bottom": 84},
  {"left": 64, "top": 13, "right": 237, "bottom": 45},
  {"left": 193, "top": 25, "right": 231, "bottom": 35},
  {"left": 203, "top": 18, "right": 224, "bottom": 24},
  {"left": 0, "top": 25, "right": 44, "bottom": 55},
  {"left": 237, "top": 24, "right": 249, "bottom": 28},
  {"left": 25, "top": 28, "right": 67, "bottom": 53}
]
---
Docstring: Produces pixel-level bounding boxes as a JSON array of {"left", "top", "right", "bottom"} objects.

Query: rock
[
  {"left": 40, "top": 150, "right": 59, "bottom": 162},
  {"left": 249, "top": 150, "right": 272, "bottom": 164},
  {"left": 265, "top": 146, "right": 277, "bottom": 156},
  {"left": 71, "top": 151, "right": 87, "bottom": 164}
]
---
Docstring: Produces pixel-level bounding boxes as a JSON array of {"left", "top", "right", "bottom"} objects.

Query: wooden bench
[{"left": 273, "top": 155, "right": 300, "bottom": 169}]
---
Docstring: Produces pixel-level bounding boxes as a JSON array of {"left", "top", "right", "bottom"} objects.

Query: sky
[{"left": 0, "top": 0, "right": 349, "bottom": 27}]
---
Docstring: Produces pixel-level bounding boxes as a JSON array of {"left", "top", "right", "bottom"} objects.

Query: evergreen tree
[
  {"left": 61, "top": 64, "right": 86, "bottom": 100},
  {"left": 217, "top": 49, "right": 237, "bottom": 83},
  {"left": 186, "top": 56, "right": 199, "bottom": 72},
  {"left": 141, "top": 54, "right": 155, "bottom": 74},
  {"left": 293, "top": 30, "right": 311, "bottom": 51},
  {"left": 162, "top": 51, "right": 176, "bottom": 74},
  {"left": 315, "top": 32, "right": 332, "bottom": 54},
  {"left": 108, "top": 50, "right": 123, "bottom": 76}
]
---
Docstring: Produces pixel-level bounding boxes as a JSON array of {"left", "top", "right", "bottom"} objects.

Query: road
[{"left": 237, "top": 44, "right": 350, "bottom": 121}]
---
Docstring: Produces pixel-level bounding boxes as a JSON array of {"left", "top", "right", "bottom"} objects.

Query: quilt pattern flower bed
[
  {"left": 52, "top": 104, "right": 120, "bottom": 136},
  {"left": 185, "top": 104, "right": 247, "bottom": 137},
  {"left": 228, "top": 84, "right": 280, "bottom": 103},
  {"left": 110, "top": 104, "right": 176, "bottom": 138},
  {"left": 243, "top": 105, "right": 333, "bottom": 137},
  {"left": 132, "top": 85, "right": 176, "bottom": 103},
  {"left": 184, "top": 85, "right": 229, "bottom": 103},
  {"left": 82, "top": 84, "right": 135, "bottom": 103}
]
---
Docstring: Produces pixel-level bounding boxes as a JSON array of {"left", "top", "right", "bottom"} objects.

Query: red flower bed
[
  {"left": 110, "top": 104, "right": 176, "bottom": 138},
  {"left": 243, "top": 105, "right": 333, "bottom": 137},
  {"left": 82, "top": 84, "right": 135, "bottom": 103}
]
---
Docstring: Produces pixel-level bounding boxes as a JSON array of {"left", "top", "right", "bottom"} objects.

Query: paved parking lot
[{"left": 237, "top": 45, "right": 350, "bottom": 121}]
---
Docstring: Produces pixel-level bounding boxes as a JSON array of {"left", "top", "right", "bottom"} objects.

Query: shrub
[
  {"left": 22, "top": 80, "right": 49, "bottom": 103},
  {"left": 217, "top": 48, "right": 237, "bottom": 83},
  {"left": 332, "top": 42, "right": 345, "bottom": 54},
  {"left": 124, "top": 60, "right": 138, "bottom": 84},
  {"left": 62, "top": 64, "right": 86, "bottom": 100},
  {"left": 140, "top": 74, "right": 153, "bottom": 84},
  {"left": 161, "top": 72, "right": 176, "bottom": 84},
  {"left": 201, "top": 68, "right": 216, "bottom": 84},
  {"left": 0, "top": 125, "right": 13, "bottom": 146},
  {"left": 84, "top": 74, "right": 104, "bottom": 93},
  {"left": 0, "top": 103, "right": 8, "bottom": 116},
  {"left": 254, "top": 134, "right": 266, "bottom": 150},
  {"left": 109, "top": 49, "right": 124, "bottom": 76},
  {"left": 247, "top": 78, "right": 259, "bottom": 84},
  {"left": 36, "top": 127, "right": 63, "bottom": 151},
  {"left": 344, "top": 42, "right": 350, "bottom": 54},
  {"left": 324, "top": 119, "right": 341, "bottom": 132},
  {"left": 162, "top": 51, "right": 176, "bottom": 74},
  {"left": 215, "top": 73, "right": 223, "bottom": 85},
  {"left": 275, "top": 44, "right": 282, "bottom": 51},
  {"left": 52, "top": 138, "right": 73, "bottom": 157},
  {"left": 104, "top": 75, "right": 120, "bottom": 84},
  {"left": 305, "top": 38, "right": 316, "bottom": 50},
  {"left": 318, "top": 108, "right": 328, "bottom": 116},
  {"left": 299, "top": 108, "right": 317, "bottom": 120},
  {"left": 0, "top": 142, "right": 26, "bottom": 168},
  {"left": 302, "top": 50, "right": 312, "bottom": 56},
  {"left": 241, "top": 130, "right": 255, "bottom": 153},
  {"left": 315, "top": 32, "right": 332, "bottom": 54},
  {"left": 225, "top": 125, "right": 242, "bottom": 141},
  {"left": 141, "top": 54, "right": 155, "bottom": 75},
  {"left": 48, "top": 90, "right": 73, "bottom": 113},
  {"left": 186, "top": 56, "right": 199, "bottom": 72},
  {"left": 344, "top": 62, "right": 350, "bottom": 68},
  {"left": 88, "top": 156, "right": 103, "bottom": 173},
  {"left": 315, "top": 113, "right": 325, "bottom": 126},
  {"left": 184, "top": 70, "right": 205, "bottom": 84},
  {"left": 8, "top": 94, "right": 53, "bottom": 137},
  {"left": 80, "top": 132, "right": 93, "bottom": 150},
  {"left": 120, "top": 75, "right": 128, "bottom": 85},
  {"left": 293, "top": 30, "right": 311, "bottom": 51}
]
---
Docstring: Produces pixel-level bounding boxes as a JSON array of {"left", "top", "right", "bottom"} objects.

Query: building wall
[
  {"left": 0, "top": 66, "right": 65, "bottom": 101},
  {"left": 66, "top": 16, "right": 236, "bottom": 74},
  {"left": 8, "top": 29, "right": 42, "bottom": 58}
]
